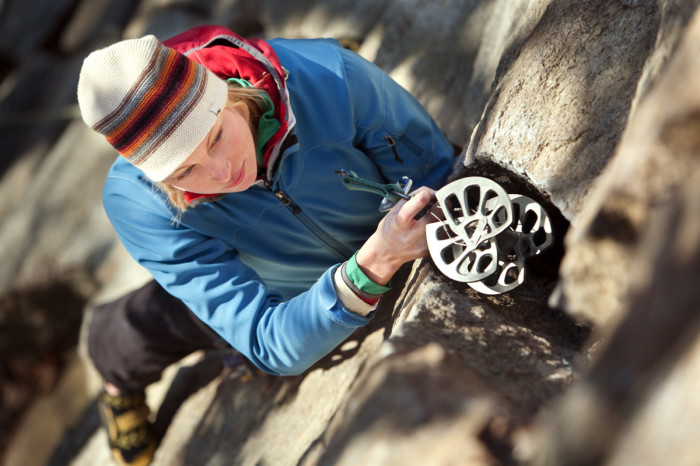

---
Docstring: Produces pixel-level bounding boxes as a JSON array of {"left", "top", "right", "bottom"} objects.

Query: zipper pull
[
  {"left": 275, "top": 190, "right": 291, "bottom": 205},
  {"left": 275, "top": 190, "right": 301, "bottom": 214},
  {"left": 385, "top": 134, "right": 404, "bottom": 163}
]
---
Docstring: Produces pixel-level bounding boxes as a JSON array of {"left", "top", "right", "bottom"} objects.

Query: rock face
[
  {"left": 462, "top": 0, "right": 659, "bottom": 222},
  {"left": 521, "top": 5, "right": 700, "bottom": 465},
  {"left": 2, "top": 1, "right": 700, "bottom": 465},
  {"left": 558, "top": 0, "right": 700, "bottom": 327}
]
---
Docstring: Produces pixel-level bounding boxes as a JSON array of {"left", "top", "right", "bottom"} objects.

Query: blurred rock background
[{"left": 1, "top": 0, "right": 699, "bottom": 465}]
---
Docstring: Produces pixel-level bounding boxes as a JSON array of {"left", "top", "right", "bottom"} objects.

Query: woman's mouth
[{"left": 225, "top": 163, "right": 246, "bottom": 190}]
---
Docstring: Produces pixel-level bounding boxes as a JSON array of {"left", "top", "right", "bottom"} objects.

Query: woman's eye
[
  {"left": 177, "top": 166, "right": 193, "bottom": 180},
  {"left": 213, "top": 129, "right": 223, "bottom": 144}
]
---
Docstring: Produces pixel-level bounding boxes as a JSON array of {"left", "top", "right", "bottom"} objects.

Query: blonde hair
[{"left": 157, "top": 83, "right": 269, "bottom": 211}]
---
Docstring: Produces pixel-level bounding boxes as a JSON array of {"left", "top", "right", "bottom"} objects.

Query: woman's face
[{"left": 164, "top": 106, "right": 258, "bottom": 194}]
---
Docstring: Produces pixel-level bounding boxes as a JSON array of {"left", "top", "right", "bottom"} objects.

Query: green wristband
[{"left": 346, "top": 252, "right": 392, "bottom": 295}]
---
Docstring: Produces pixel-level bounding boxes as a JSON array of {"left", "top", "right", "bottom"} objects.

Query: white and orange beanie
[{"left": 77, "top": 35, "right": 228, "bottom": 182}]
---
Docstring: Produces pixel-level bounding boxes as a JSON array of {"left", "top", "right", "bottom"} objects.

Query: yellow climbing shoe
[{"left": 97, "top": 391, "right": 157, "bottom": 466}]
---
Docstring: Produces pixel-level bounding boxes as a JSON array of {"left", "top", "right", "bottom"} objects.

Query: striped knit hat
[{"left": 77, "top": 35, "right": 228, "bottom": 181}]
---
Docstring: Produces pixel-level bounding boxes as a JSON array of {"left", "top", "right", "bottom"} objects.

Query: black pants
[{"left": 88, "top": 280, "right": 227, "bottom": 392}]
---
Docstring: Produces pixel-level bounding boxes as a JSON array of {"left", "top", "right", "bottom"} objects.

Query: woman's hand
[{"left": 355, "top": 186, "right": 438, "bottom": 285}]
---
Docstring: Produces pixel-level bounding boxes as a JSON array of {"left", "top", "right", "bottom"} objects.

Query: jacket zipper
[
  {"left": 385, "top": 134, "right": 404, "bottom": 163},
  {"left": 273, "top": 188, "right": 301, "bottom": 214},
  {"left": 263, "top": 178, "right": 355, "bottom": 258}
]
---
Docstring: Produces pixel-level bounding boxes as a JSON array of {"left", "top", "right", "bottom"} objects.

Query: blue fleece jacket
[{"left": 102, "top": 36, "right": 455, "bottom": 375}]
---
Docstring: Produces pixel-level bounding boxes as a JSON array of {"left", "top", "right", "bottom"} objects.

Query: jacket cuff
[{"left": 333, "top": 265, "right": 376, "bottom": 316}]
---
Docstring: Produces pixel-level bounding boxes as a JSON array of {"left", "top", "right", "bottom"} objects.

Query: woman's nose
[{"left": 205, "top": 155, "right": 230, "bottom": 182}]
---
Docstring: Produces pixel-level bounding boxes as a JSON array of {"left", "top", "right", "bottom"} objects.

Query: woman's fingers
[{"left": 395, "top": 188, "right": 435, "bottom": 225}]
